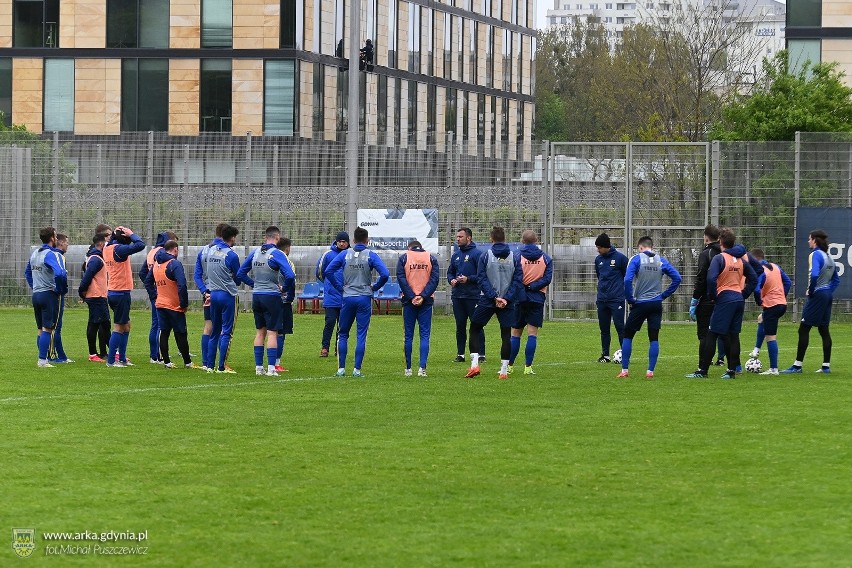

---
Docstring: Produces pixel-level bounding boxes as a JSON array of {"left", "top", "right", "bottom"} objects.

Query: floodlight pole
[{"left": 346, "top": 0, "right": 361, "bottom": 234}]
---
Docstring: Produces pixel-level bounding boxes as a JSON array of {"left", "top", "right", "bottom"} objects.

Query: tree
[{"left": 709, "top": 51, "right": 852, "bottom": 141}]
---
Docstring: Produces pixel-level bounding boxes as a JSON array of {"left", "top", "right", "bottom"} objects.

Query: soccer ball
[
  {"left": 612, "top": 349, "right": 622, "bottom": 364},
  {"left": 745, "top": 358, "right": 763, "bottom": 373}
]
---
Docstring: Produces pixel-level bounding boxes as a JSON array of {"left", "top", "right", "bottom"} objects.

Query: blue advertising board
[{"left": 794, "top": 208, "right": 851, "bottom": 299}]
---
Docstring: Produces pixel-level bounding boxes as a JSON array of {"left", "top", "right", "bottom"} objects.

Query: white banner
[{"left": 357, "top": 209, "right": 439, "bottom": 252}]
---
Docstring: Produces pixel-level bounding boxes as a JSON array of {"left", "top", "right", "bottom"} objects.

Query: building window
[
  {"left": 457, "top": 16, "right": 464, "bottom": 82},
  {"left": 788, "top": 0, "right": 821, "bottom": 27},
  {"left": 485, "top": 25, "right": 494, "bottom": 88},
  {"left": 426, "top": 83, "right": 436, "bottom": 145},
  {"left": 121, "top": 59, "right": 168, "bottom": 131},
  {"left": 0, "top": 59, "right": 11, "bottom": 127},
  {"left": 461, "top": 90, "right": 469, "bottom": 142},
  {"left": 407, "top": 80, "right": 418, "bottom": 146},
  {"left": 107, "top": 0, "right": 169, "bottom": 48},
  {"left": 477, "top": 93, "right": 485, "bottom": 142},
  {"left": 446, "top": 87, "right": 457, "bottom": 137},
  {"left": 394, "top": 77, "right": 402, "bottom": 145},
  {"left": 43, "top": 59, "right": 74, "bottom": 132},
  {"left": 14, "top": 0, "right": 59, "bottom": 47},
  {"left": 503, "top": 29, "right": 512, "bottom": 92},
  {"left": 264, "top": 60, "right": 296, "bottom": 136},
  {"left": 365, "top": 0, "right": 378, "bottom": 50},
  {"left": 501, "top": 97, "right": 509, "bottom": 141},
  {"left": 200, "top": 59, "right": 232, "bottom": 132},
  {"left": 490, "top": 96, "right": 496, "bottom": 144},
  {"left": 408, "top": 3, "right": 421, "bottom": 74},
  {"left": 377, "top": 73, "right": 387, "bottom": 144},
  {"left": 336, "top": 69, "right": 348, "bottom": 136},
  {"left": 517, "top": 100, "right": 524, "bottom": 142},
  {"left": 788, "top": 39, "right": 821, "bottom": 74},
  {"left": 444, "top": 12, "right": 452, "bottom": 79},
  {"left": 469, "top": 20, "right": 477, "bottom": 84},
  {"left": 426, "top": 8, "right": 434, "bottom": 76},
  {"left": 335, "top": 0, "right": 345, "bottom": 58},
  {"left": 201, "top": 0, "right": 232, "bottom": 48},
  {"left": 281, "top": 0, "right": 304, "bottom": 49},
  {"left": 388, "top": 0, "right": 398, "bottom": 67},
  {"left": 312, "top": 63, "right": 324, "bottom": 134}
]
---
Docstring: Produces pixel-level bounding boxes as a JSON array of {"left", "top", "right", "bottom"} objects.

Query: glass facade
[
  {"left": 788, "top": 0, "right": 821, "bottom": 27},
  {"left": 281, "top": 0, "right": 304, "bottom": 49},
  {"left": 43, "top": 58, "right": 74, "bottom": 132},
  {"left": 121, "top": 58, "right": 168, "bottom": 131},
  {"left": 0, "top": 58, "right": 11, "bottom": 127},
  {"left": 200, "top": 59, "right": 232, "bottom": 132},
  {"left": 14, "top": 0, "right": 59, "bottom": 47},
  {"left": 265, "top": 60, "right": 297, "bottom": 135},
  {"left": 107, "top": 0, "right": 169, "bottom": 48},
  {"left": 201, "top": 0, "right": 233, "bottom": 48}
]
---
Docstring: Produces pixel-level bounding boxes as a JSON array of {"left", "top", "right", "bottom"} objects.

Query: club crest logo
[{"left": 12, "top": 529, "right": 35, "bottom": 558}]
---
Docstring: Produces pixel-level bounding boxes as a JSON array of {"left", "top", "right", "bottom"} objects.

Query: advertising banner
[
  {"left": 794, "top": 207, "right": 852, "bottom": 299},
  {"left": 357, "top": 209, "right": 439, "bottom": 252}
]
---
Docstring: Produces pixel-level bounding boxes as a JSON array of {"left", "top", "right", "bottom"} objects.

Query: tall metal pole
[{"left": 347, "top": 0, "right": 361, "bottom": 234}]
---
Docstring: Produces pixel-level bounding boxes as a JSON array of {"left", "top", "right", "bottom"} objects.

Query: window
[
  {"left": 265, "top": 60, "right": 296, "bottom": 135},
  {"left": 461, "top": 90, "right": 469, "bottom": 141},
  {"left": 312, "top": 63, "right": 324, "bottom": 134},
  {"left": 788, "top": 0, "right": 821, "bottom": 27},
  {"left": 335, "top": 0, "right": 345, "bottom": 58},
  {"left": 377, "top": 74, "right": 387, "bottom": 144},
  {"left": 457, "top": 16, "right": 464, "bottom": 81},
  {"left": 365, "top": 0, "right": 377, "bottom": 50},
  {"left": 444, "top": 12, "right": 452, "bottom": 79},
  {"left": 426, "top": 8, "right": 434, "bottom": 76},
  {"left": 200, "top": 59, "right": 232, "bottom": 132},
  {"left": 408, "top": 3, "right": 421, "bottom": 74},
  {"left": 407, "top": 80, "right": 417, "bottom": 146},
  {"left": 445, "top": 87, "right": 457, "bottom": 137},
  {"left": 121, "top": 59, "right": 168, "bottom": 131},
  {"left": 477, "top": 93, "right": 485, "bottom": 143},
  {"left": 281, "top": 0, "right": 304, "bottom": 49},
  {"left": 501, "top": 98, "right": 509, "bottom": 141},
  {"left": 107, "top": 0, "right": 169, "bottom": 48},
  {"left": 788, "top": 39, "right": 821, "bottom": 74},
  {"left": 388, "top": 0, "right": 398, "bottom": 67},
  {"left": 469, "top": 20, "right": 477, "bottom": 84},
  {"left": 14, "top": 0, "right": 59, "bottom": 47},
  {"left": 336, "top": 69, "right": 348, "bottom": 136},
  {"left": 394, "top": 77, "right": 401, "bottom": 145},
  {"left": 485, "top": 25, "right": 493, "bottom": 88},
  {"left": 0, "top": 59, "right": 10, "bottom": 127},
  {"left": 503, "top": 30, "right": 512, "bottom": 91},
  {"left": 43, "top": 59, "right": 74, "bottom": 132},
  {"left": 202, "top": 0, "right": 232, "bottom": 48},
  {"left": 605, "top": 2, "right": 612, "bottom": 7},
  {"left": 426, "top": 83, "right": 436, "bottom": 145}
]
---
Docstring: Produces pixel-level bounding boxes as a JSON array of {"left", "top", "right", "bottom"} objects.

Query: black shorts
[
  {"left": 280, "top": 302, "right": 294, "bottom": 335},
  {"left": 253, "top": 294, "right": 284, "bottom": 331},
  {"left": 625, "top": 301, "right": 663, "bottom": 334},
  {"left": 472, "top": 299, "right": 516, "bottom": 328},
  {"left": 85, "top": 297, "right": 110, "bottom": 324},
  {"left": 108, "top": 292, "right": 132, "bottom": 325},
  {"left": 514, "top": 301, "right": 544, "bottom": 328},
  {"left": 761, "top": 304, "right": 787, "bottom": 336}
]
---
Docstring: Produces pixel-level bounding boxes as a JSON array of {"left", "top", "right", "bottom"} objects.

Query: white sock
[
  {"left": 268, "top": 364, "right": 276, "bottom": 373},
  {"left": 794, "top": 360, "right": 803, "bottom": 367},
  {"left": 471, "top": 353, "right": 479, "bottom": 367},
  {"left": 255, "top": 365, "right": 263, "bottom": 372},
  {"left": 823, "top": 362, "right": 830, "bottom": 368},
  {"left": 500, "top": 360, "right": 509, "bottom": 373},
  {"left": 337, "top": 367, "right": 345, "bottom": 373}
]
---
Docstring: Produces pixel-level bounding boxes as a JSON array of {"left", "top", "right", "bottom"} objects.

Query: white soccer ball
[
  {"left": 745, "top": 357, "right": 763, "bottom": 373},
  {"left": 612, "top": 349, "right": 622, "bottom": 364}
]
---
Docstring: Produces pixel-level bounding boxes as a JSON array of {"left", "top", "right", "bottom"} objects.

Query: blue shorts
[
  {"left": 280, "top": 302, "right": 294, "bottom": 335},
  {"left": 108, "top": 292, "right": 132, "bottom": 325},
  {"left": 761, "top": 304, "right": 787, "bottom": 335},
  {"left": 625, "top": 301, "right": 662, "bottom": 334},
  {"left": 85, "top": 297, "right": 110, "bottom": 324},
  {"left": 253, "top": 294, "right": 284, "bottom": 331},
  {"left": 709, "top": 300, "right": 745, "bottom": 335},
  {"left": 157, "top": 308, "right": 187, "bottom": 335},
  {"left": 32, "top": 290, "right": 60, "bottom": 330},
  {"left": 472, "top": 299, "right": 516, "bottom": 328},
  {"left": 802, "top": 289, "right": 833, "bottom": 327},
  {"left": 514, "top": 301, "right": 545, "bottom": 328}
]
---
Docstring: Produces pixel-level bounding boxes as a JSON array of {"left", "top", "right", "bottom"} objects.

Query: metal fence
[{"left": 1, "top": 131, "right": 849, "bottom": 321}]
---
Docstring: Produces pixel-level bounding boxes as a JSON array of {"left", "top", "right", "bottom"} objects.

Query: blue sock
[
  {"left": 201, "top": 334, "right": 210, "bottom": 367},
  {"left": 755, "top": 323, "right": 765, "bottom": 351},
  {"left": 254, "top": 346, "right": 264, "bottom": 366},
  {"left": 277, "top": 334, "right": 285, "bottom": 364},
  {"left": 267, "top": 347, "right": 277, "bottom": 367},
  {"left": 38, "top": 331, "right": 51, "bottom": 360},
  {"left": 119, "top": 332, "right": 130, "bottom": 362},
  {"left": 648, "top": 340, "right": 660, "bottom": 372},
  {"left": 767, "top": 340, "right": 779, "bottom": 369},
  {"left": 621, "top": 338, "right": 633, "bottom": 369},
  {"left": 108, "top": 331, "right": 120, "bottom": 361},
  {"left": 525, "top": 336, "right": 537, "bottom": 366},
  {"left": 509, "top": 336, "right": 521, "bottom": 365}
]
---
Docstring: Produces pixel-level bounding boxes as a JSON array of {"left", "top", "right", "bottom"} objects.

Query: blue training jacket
[
  {"left": 594, "top": 246, "right": 628, "bottom": 303},
  {"left": 447, "top": 241, "right": 483, "bottom": 300}
]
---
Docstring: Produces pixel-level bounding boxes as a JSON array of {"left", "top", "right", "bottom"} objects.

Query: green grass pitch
[{"left": 2, "top": 306, "right": 851, "bottom": 566}]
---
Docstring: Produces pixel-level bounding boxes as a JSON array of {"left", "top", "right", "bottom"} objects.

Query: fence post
[
  {"left": 244, "top": 131, "right": 252, "bottom": 262},
  {"left": 52, "top": 131, "right": 59, "bottom": 226},
  {"left": 272, "top": 144, "right": 280, "bottom": 227},
  {"left": 625, "top": 142, "right": 632, "bottom": 245},
  {"left": 181, "top": 144, "right": 190, "bottom": 268},
  {"left": 792, "top": 131, "right": 801, "bottom": 314},
  {"left": 146, "top": 131, "right": 154, "bottom": 256},
  {"left": 711, "top": 140, "right": 720, "bottom": 226},
  {"left": 543, "top": 140, "right": 552, "bottom": 321}
]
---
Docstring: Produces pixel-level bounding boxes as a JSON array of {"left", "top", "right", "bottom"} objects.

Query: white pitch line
[{"left": 0, "top": 375, "right": 338, "bottom": 404}]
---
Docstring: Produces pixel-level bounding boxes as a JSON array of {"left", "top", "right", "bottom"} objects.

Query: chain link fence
[{"left": 1, "top": 131, "right": 849, "bottom": 321}]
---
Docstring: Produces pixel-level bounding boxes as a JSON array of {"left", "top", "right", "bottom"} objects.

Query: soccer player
[
  {"left": 448, "top": 227, "right": 486, "bottom": 363},
  {"left": 139, "top": 230, "right": 178, "bottom": 364},
  {"left": 48, "top": 233, "right": 73, "bottom": 363},
  {"left": 194, "top": 223, "right": 227, "bottom": 371},
  {"left": 324, "top": 226, "right": 390, "bottom": 377},
  {"left": 79, "top": 233, "right": 110, "bottom": 362},
  {"left": 593, "top": 233, "right": 628, "bottom": 363},
  {"left": 509, "top": 230, "right": 553, "bottom": 375},
  {"left": 686, "top": 229, "right": 757, "bottom": 379},
  {"left": 237, "top": 226, "right": 296, "bottom": 377},
  {"left": 747, "top": 249, "right": 792, "bottom": 375},
  {"left": 206, "top": 224, "right": 245, "bottom": 374},
  {"left": 146, "top": 240, "right": 194, "bottom": 368},
  {"left": 464, "top": 226, "right": 524, "bottom": 380},
  {"left": 781, "top": 229, "right": 840, "bottom": 374},
  {"left": 275, "top": 237, "right": 297, "bottom": 372},
  {"left": 397, "top": 240, "right": 439, "bottom": 377},
  {"left": 617, "top": 236, "right": 682, "bottom": 379},
  {"left": 688, "top": 225, "right": 722, "bottom": 370},
  {"left": 104, "top": 226, "right": 146, "bottom": 367},
  {"left": 316, "top": 231, "right": 350, "bottom": 357},
  {"left": 25, "top": 227, "right": 68, "bottom": 368}
]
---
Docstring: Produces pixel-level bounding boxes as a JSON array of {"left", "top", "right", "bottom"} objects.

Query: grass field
[{"left": 2, "top": 306, "right": 851, "bottom": 566}]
